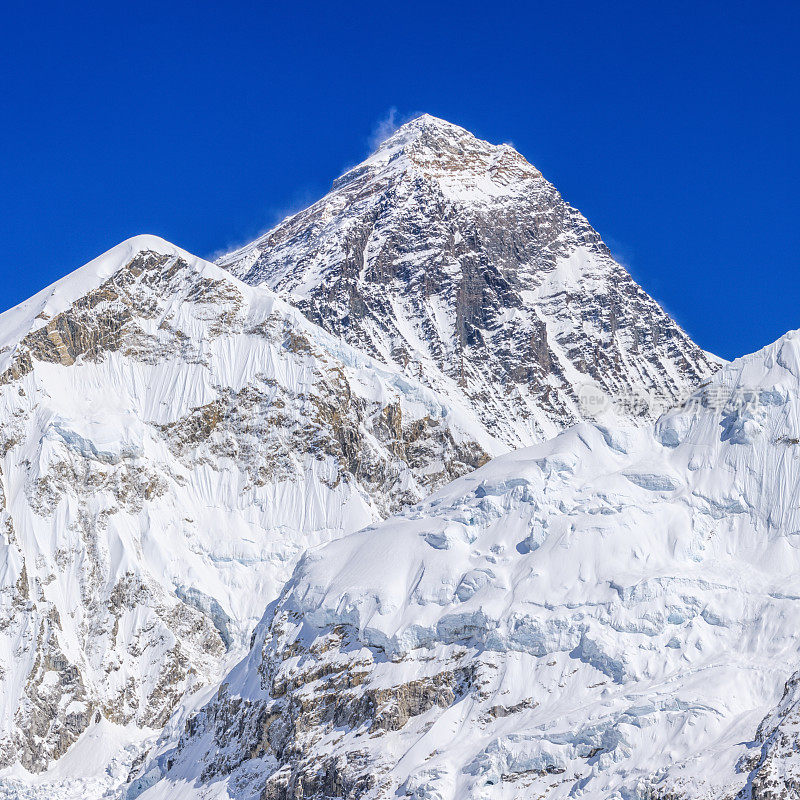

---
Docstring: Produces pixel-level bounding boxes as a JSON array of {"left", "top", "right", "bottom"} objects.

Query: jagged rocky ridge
[
  {"left": 220, "top": 114, "right": 718, "bottom": 446},
  {"left": 0, "top": 235, "right": 496, "bottom": 782},
  {"left": 740, "top": 668, "right": 800, "bottom": 799},
  {"left": 143, "top": 329, "right": 800, "bottom": 800}
]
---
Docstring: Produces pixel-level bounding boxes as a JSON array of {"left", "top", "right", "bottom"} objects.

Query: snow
[
  {"left": 0, "top": 232, "right": 508, "bottom": 795},
  {"left": 218, "top": 114, "right": 718, "bottom": 449},
  {"left": 0, "top": 236, "right": 193, "bottom": 359},
  {"left": 147, "top": 327, "right": 800, "bottom": 799},
  {"left": 0, "top": 114, "right": 746, "bottom": 799},
  {"left": 0, "top": 720, "right": 155, "bottom": 800}
]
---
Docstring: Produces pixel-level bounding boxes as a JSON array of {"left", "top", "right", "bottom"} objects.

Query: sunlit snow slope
[
  {"left": 0, "top": 116, "right": 727, "bottom": 799},
  {"left": 147, "top": 329, "right": 800, "bottom": 800}
]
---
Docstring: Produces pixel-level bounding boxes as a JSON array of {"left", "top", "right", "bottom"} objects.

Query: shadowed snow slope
[
  {"left": 143, "top": 328, "right": 800, "bottom": 800},
  {"left": 219, "top": 114, "right": 718, "bottom": 446},
  {"left": 0, "top": 235, "right": 498, "bottom": 789}
]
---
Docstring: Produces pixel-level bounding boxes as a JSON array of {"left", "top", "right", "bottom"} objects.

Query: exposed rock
[
  {"left": 220, "top": 114, "right": 719, "bottom": 446},
  {"left": 0, "top": 236, "right": 493, "bottom": 777}
]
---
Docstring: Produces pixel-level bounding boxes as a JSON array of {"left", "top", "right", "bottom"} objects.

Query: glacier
[{"left": 141, "top": 330, "right": 800, "bottom": 799}]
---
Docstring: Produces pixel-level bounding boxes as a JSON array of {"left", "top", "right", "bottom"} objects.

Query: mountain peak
[
  {"left": 0, "top": 234, "right": 229, "bottom": 365},
  {"left": 365, "top": 113, "right": 525, "bottom": 179},
  {"left": 220, "top": 119, "right": 718, "bottom": 448},
  {"left": 381, "top": 113, "right": 474, "bottom": 142}
]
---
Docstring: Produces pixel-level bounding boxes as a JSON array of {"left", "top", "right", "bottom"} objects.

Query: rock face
[
  {"left": 144, "top": 330, "right": 800, "bottom": 800},
  {"left": 219, "top": 114, "right": 718, "bottom": 446},
  {"left": 0, "top": 236, "right": 493, "bottom": 778},
  {"left": 739, "top": 670, "right": 800, "bottom": 799}
]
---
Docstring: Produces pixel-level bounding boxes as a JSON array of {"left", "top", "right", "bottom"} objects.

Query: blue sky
[{"left": 2, "top": 0, "right": 797, "bottom": 359}]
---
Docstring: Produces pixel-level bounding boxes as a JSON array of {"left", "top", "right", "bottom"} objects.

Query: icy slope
[
  {"left": 0, "top": 235, "right": 495, "bottom": 777},
  {"left": 219, "top": 114, "right": 718, "bottom": 445},
  {"left": 148, "top": 328, "right": 800, "bottom": 799}
]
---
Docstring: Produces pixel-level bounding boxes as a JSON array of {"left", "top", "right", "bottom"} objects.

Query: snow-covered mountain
[
  {"left": 219, "top": 114, "right": 718, "bottom": 446},
  {"left": 0, "top": 116, "right": 727, "bottom": 799},
  {"left": 144, "top": 329, "right": 800, "bottom": 800},
  {"left": 0, "top": 235, "right": 496, "bottom": 784}
]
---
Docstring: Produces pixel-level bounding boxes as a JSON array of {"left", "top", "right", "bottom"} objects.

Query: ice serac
[
  {"left": 148, "top": 328, "right": 800, "bottom": 799},
  {"left": 218, "top": 114, "right": 718, "bottom": 445},
  {"left": 0, "top": 236, "right": 494, "bottom": 785}
]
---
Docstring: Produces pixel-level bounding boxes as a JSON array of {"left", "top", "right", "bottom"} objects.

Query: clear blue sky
[{"left": 2, "top": 0, "right": 797, "bottom": 359}]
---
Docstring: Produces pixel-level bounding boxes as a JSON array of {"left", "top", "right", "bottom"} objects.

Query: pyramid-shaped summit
[
  {"left": 376, "top": 112, "right": 466, "bottom": 139},
  {"left": 368, "top": 112, "right": 491, "bottom": 154},
  {"left": 218, "top": 115, "right": 718, "bottom": 446},
  {"left": 371, "top": 112, "right": 513, "bottom": 156},
  {"left": 376, "top": 114, "right": 524, "bottom": 160},
  {"left": 355, "top": 112, "right": 537, "bottom": 184}
]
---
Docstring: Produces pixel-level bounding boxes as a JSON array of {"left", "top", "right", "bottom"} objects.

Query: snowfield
[{"left": 140, "top": 329, "right": 800, "bottom": 799}]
